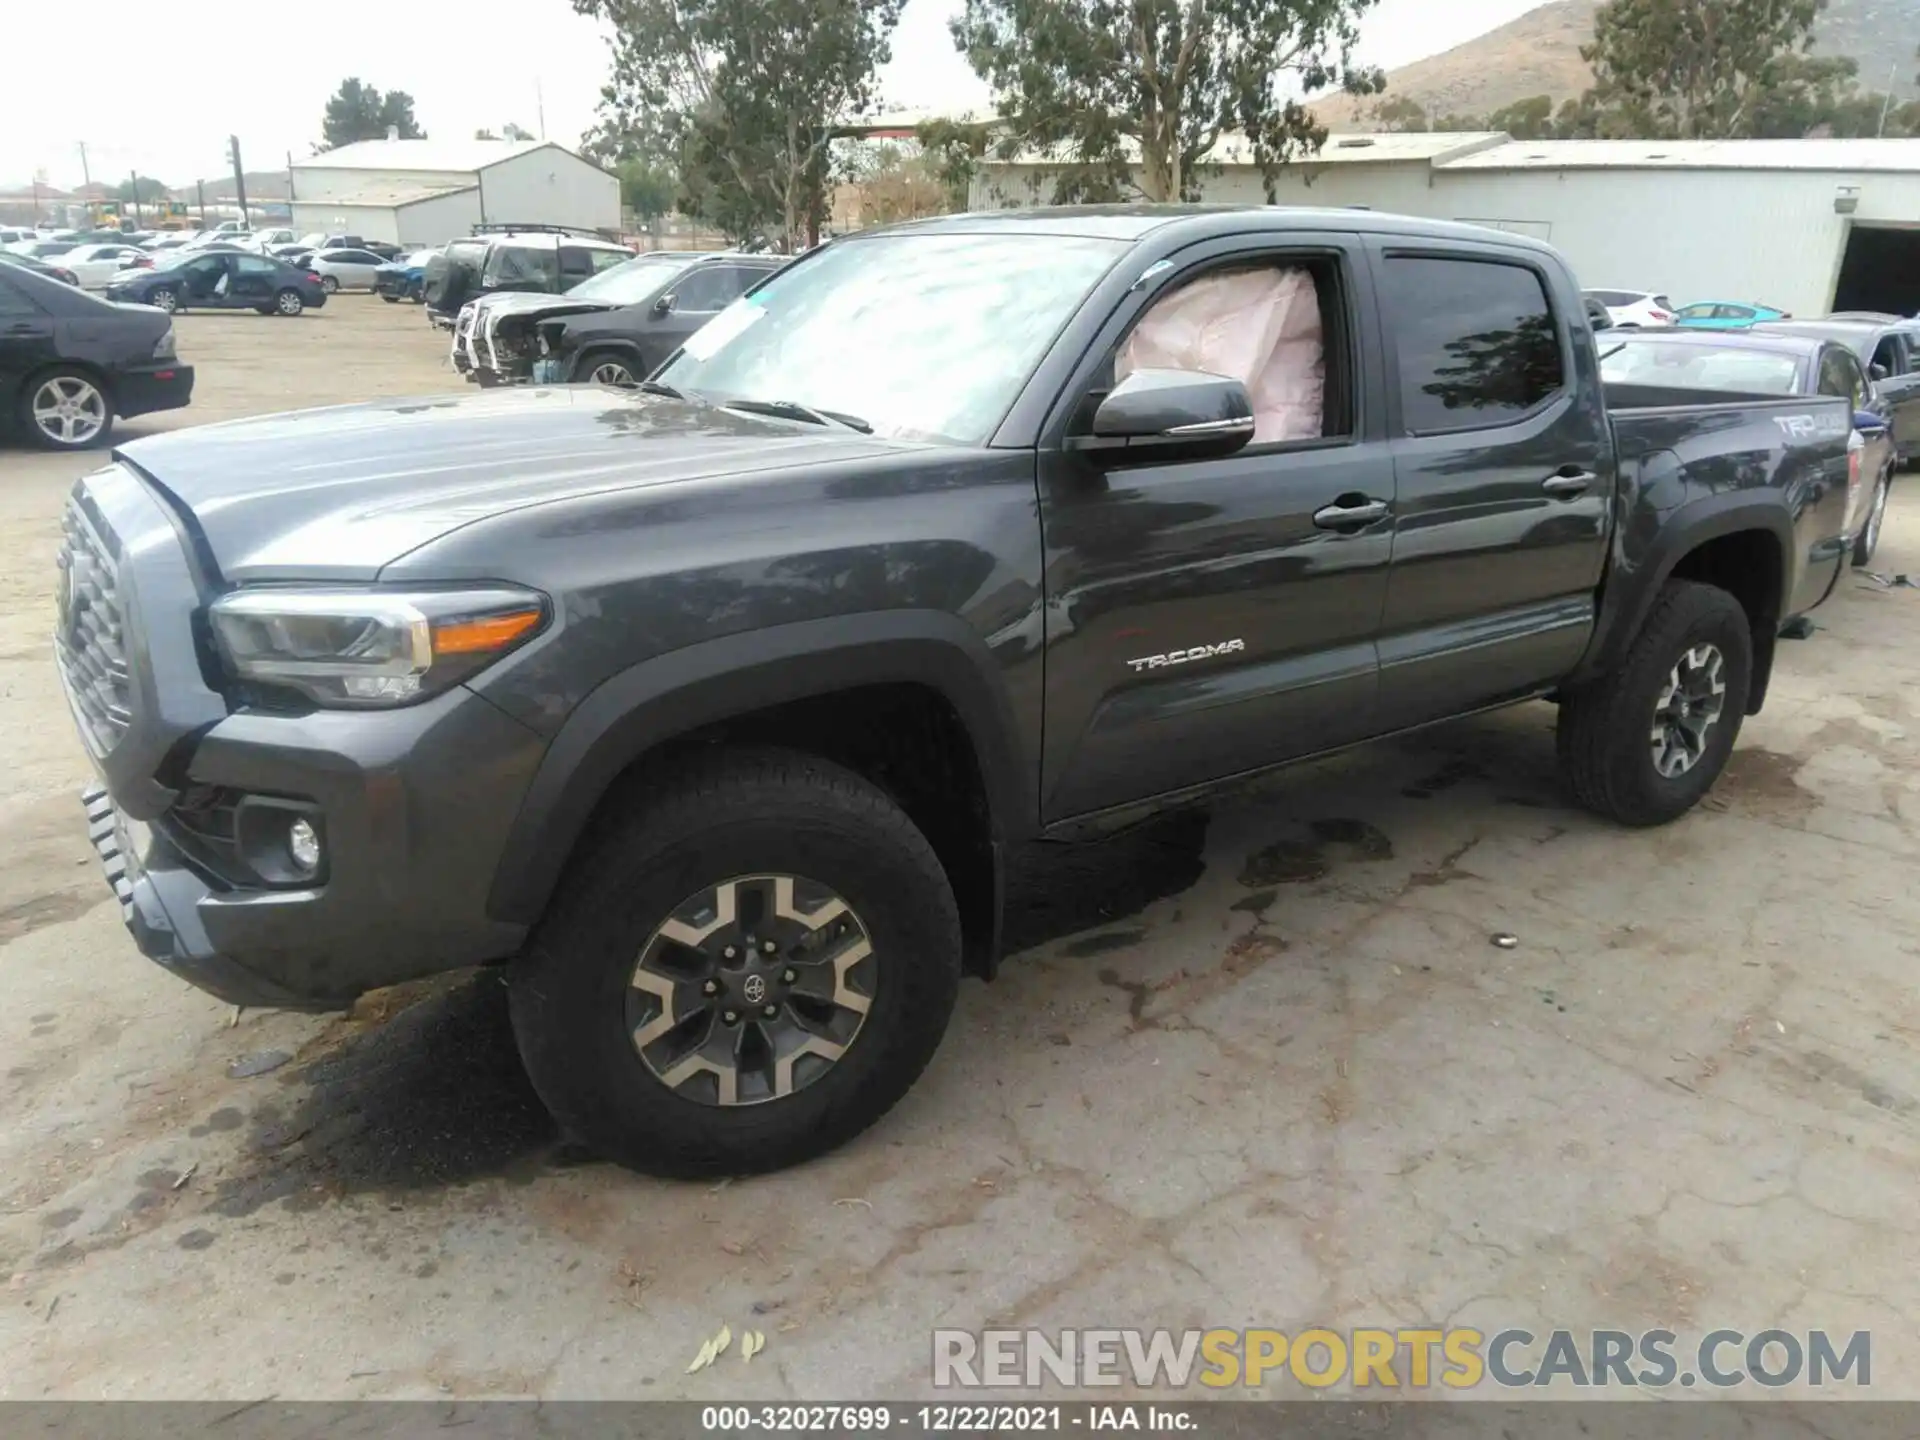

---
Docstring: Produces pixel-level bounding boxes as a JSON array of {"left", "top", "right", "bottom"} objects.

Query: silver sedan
[{"left": 305, "top": 247, "right": 387, "bottom": 293}]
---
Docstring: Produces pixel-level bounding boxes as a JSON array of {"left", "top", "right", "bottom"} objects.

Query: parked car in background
[
  {"left": 0, "top": 227, "right": 43, "bottom": 247},
  {"left": 0, "top": 260, "right": 192, "bottom": 448},
  {"left": 425, "top": 229, "right": 631, "bottom": 329},
  {"left": 104, "top": 250, "right": 326, "bottom": 316},
  {"left": 375, "top": 247, "right": 441, "bottom": 303},
  {"left": 1584, "top": 288, "right": 1675, "bottom": 328},
  {"left": 59, "top": 243, "right": 155, "bottom": 289},
  {"left": 240, "top": 228, "right": 298, "bottom": 252},
  {"left": 0, "top": 250, "right": 80, "bottom": 287},
  {"left": 1582, "top": 295, "right": 1614, "bottom": 332},
  {"left": 1598, "top": 327, "right": 1896, "bottom": 565},
  {"left": 1673, "top": 301, "right": 1789, "bottom": 330},
  {"left": 307, "top": 247, "right": 388, "bottom": 293},
  {"left": 525, "top": 252, "right": 785, "bottom": 388},
  {"left": 1754, "top": 316, "right": 1920, "bottom": 468},
  {"left": 9, "top": 240, "right": 78, "bottom": 261}
]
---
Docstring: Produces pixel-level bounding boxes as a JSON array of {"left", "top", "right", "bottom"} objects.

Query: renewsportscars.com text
[{"left": 932, "top": 1328, "right": 1871, "bottom": 1391}]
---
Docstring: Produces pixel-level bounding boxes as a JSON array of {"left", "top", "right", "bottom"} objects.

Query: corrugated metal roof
[
  {"left": 290, "top": 182, "right": 477, "bottom": 208},
  {"left": 992, "top": 130, "right": 1509, "bottom": 168},
  {"left": 294, "top": 138, "right": 552, "bottom": 174},
  {"left": 1438, "top": 138, "right": 1920, "bottom": 173}
]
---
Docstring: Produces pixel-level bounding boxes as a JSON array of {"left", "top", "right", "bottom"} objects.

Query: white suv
[{"left": 1585, "top": 289, "right": 1676, "bottom": 329}]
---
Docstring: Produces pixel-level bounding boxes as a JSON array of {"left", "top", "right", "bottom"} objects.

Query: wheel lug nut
[
  {"left": 722, "top": 1010, "right": 738, "bottom": 1025},
  {"left": 782, "top": 969, "right": 796, "bottom": 983},
  {"left": 763, "top": 1004, "right": 778, "bottom": 1018},
  {"left": 703, "top": 980, "right": 719, "bottom": 996},
  {"left": 763, "top": 941, "right": 777, "bottom": 954},
  {"left": 723, "top": 945, "right": 736, "bottom": 959}
]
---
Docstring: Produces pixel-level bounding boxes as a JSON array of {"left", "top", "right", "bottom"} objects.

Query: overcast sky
[{"left": 1, "top": 0, "right": 1544, "bottom": 190}]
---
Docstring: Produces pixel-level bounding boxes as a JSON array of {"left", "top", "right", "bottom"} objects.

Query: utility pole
[
  {"left": 287, "top": 150, "right": 297, "bottom": 203},
  {"left": 229, "top": 136, "right": 249, "bottom": 227},
  {"left": 129, "top": 171, "right": 142, "bottom": 228},
  {"left": 536, "top": 79, "right": 546, "bottom": 140},
  {"left": 77, "top": 141, "right": 93, "bottom": 224},
  {"left": 196, "top": 179, "right": 207, "bottom": 228},
  {"left": 1878, "top": 62, "right": 1900, "bottom": 137}
]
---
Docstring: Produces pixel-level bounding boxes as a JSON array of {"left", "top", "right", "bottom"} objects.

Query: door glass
[
  {"left": 1382, "top": 256, "right": 1565, "bottom": 434},
  {"left": 237, "top": 256, "right": 276, "bottom": 277},
  {"left": 558, "top": 247, "right": 594, "bottom": 281},
  {"left": 0, "top": 276, "right": 41, "bottom": 316},
  {"left": 589, "top": 248, "right": 630, "bottom": 274},
  {"left": 670, "top": 266, "right": 733, "bottom": 312}
]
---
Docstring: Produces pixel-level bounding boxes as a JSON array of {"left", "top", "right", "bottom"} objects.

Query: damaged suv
[{"left": 453, "top": 251, "right": 781, "bottom": 388}]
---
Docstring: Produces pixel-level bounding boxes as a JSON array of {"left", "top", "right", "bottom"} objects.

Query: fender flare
[
  {"left": 485, "top": 610, "right": 1033, "bottom": 926},
  {"left": 1575, "top": 492, "right": 1795, "bottom": 699}
]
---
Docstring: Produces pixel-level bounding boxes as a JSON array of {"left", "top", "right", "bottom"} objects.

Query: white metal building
[
  {"left": 974, "top": 135, "right": 1920, "bottom": 317},
  {"left": 288, "top": 138, "right": 620, "bottom": 246}
]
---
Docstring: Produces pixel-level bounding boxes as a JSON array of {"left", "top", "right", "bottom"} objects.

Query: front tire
[
  {"left": 274, "top": 288, "right": 304, "bottom": 316},
  {"left": 1854, "top": 464, "right": 1892, "bottom": 566},
  {"left": 509, "top": 749, "right": 962, "bottom": 1177},
  {"left": 150, "top": 286, "right": 179, "bottom": 314},
  {"left": 573, "top": 349, "right": 640, "bottom": 387},
  {"left": 1557, "top": 580, "right": 1753, "bottom": 827}
]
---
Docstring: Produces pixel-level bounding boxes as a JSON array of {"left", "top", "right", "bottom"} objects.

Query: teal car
[{"left": 1673, "top": 301, "right": 1789, "bottom": 330}]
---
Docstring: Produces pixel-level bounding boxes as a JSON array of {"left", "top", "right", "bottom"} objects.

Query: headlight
[{"left": 208, "top": 587, "right": 547, "bottom": 708}]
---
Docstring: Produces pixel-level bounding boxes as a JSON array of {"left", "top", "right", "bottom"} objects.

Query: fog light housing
[{"left": 287, "top": 817, "right": 322, "bottom": 875}]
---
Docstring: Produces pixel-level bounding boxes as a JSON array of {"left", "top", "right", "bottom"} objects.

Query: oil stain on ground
[
  {"left": 1238, "top": 819, "right": 1393, "bottom": 888},
  {"left": 1004, "top": 809, "right": 1209, "bottom": 954},
  {"left": 207, "top": 974, "right": 559, "bottom": 1219}
]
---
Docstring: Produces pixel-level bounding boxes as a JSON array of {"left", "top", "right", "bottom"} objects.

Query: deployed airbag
[{"left": 1118, "top": 266, "right": 1325, "bottom": 444}]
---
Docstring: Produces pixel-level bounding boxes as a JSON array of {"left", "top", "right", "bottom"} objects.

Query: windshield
[
  {"left": 567, "top": 253, "right": 696, "bottom": 305},
  {"left": 658, "top": 232, "right": 1126, "bottom": 443},
  {"left": 1599, "top": 340, "right": 1802, "bottom": 395}
]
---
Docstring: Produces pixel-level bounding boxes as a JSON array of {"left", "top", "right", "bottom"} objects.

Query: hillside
[{"left": 1315, "top": 0, "right": 1920, "bottom": 129}]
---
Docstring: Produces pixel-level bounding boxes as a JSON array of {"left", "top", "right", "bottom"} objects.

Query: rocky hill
[{"left": 1315, "top": 0, "right": 1920, "bottom": 129}]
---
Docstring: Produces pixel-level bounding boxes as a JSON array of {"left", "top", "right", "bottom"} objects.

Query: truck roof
[{"left": 861, "top": 205, "right": 1560, "bottom": 256}]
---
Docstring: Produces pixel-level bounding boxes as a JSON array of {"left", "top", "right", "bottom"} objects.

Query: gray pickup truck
[{"left": 58, "top": 208, "right": 1857, "bottom": 1176}]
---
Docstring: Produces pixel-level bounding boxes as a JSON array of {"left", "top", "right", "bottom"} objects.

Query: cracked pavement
[{"left": 3, "top": 300, "right": 1919, "bottom": 1399}]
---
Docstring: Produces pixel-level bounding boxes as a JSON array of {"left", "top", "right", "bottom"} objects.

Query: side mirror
[
  {"left": 1855, "top": 410, "right": 1891, "bottom": 435},
  {"left": 651, "top": 293, "right": 675, "bottom": 317},
  {"left": 1871, "top": 363, "right": 1890, "bottom": 381},
  {"left": 1067, "top": 368, "right": 1256, "bottom": 463}
]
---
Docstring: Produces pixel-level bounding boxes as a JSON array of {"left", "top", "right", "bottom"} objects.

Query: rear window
[
  {"left": 1598, "top": 340, "right": 1801, "bottom": 395},
  {"left": 1383, "top": 256, "right": 1566, "bottom": 434},
  {"left": 482, "top": 244, "right": 559, "bottom": 286}
]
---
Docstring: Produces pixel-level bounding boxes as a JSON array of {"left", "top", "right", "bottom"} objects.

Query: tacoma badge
[{"left": 1126, "top": 639, "right": 1247, "bottom": 673}]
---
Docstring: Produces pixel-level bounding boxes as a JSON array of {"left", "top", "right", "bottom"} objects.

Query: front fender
[{"left": 484, "top": 609, "right": 1034, "bottom": 926}]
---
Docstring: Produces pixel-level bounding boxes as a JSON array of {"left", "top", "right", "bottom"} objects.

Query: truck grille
[{"left": 54, "top": 499, "right": 132, "bottom": 752}]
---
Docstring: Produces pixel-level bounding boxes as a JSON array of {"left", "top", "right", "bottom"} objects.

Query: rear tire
[
  {"left": 573, "top": 349, "right": 640, "bottom": 387},
  {"left": 509, "top": 749, "right": 962, "bottom": 1177},
  {"left": 381, "top": 293, "right": 400, "bottom": 304},
  {"left": 1557, "top": 580, "right": 1753, "bottom": 827},
  {"left": 320, "top": 274, "right": 339, "bottom": 294},
  {"left": 150, "top": 286, "right": 179, "bottom": 314},
  {"left": 1854, "top": 464, "right": 1892, "bottom": 567},
  {"left": 274, "top": 288, "right": 304, "bottom": 317}
]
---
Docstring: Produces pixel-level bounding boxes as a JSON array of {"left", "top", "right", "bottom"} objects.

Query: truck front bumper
[{"left": 60, "top": 466, "right": 548, "bottom": 1010}]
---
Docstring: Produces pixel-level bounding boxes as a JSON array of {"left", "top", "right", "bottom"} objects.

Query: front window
[
  {"left": 657, "top": 232, "right": 1126, "bottom": 444},
  {"left": 1675, "top": 304, "right": 1714, "bottom": 320},
  {"left": 565, "top": 253, "right": 694, "bottom": 305},
  {"left": 1598, "top": 340, "right": 1802, "bottom": 395}
]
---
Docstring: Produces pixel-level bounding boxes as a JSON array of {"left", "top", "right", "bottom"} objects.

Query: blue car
[
  {"left": 375, "top": 246, "right": 441, "bottom": 304},
  {"left": 1672, "top": 300, "right": 1789, "bottom": 330}
]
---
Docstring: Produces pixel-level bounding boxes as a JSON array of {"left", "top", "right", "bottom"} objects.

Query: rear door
[
  {"left": 1370, "top": 242, "right": 1610, "bottom": 733},
  {"left": 0, "top": 273, "right": 55, "bottom": 406},
  {"left": 1037, "top": 232, "right": 1398, "bottom": 819},
  {"left": 232, "top": 254, "right": 279, "bottom": 306}
]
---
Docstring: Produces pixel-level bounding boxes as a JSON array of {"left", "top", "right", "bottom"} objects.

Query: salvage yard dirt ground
[{"left": 5, "top": 297, "right": 1920, "bottom": 1398}]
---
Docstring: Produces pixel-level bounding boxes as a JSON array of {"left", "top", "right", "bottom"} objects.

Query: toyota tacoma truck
[{"left": 57, "top": 208, "right": 1857, "bottom": 1177}]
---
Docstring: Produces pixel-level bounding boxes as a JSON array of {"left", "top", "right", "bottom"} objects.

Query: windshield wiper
[
  {"left": 637, "top": 379, "right": 686, "bottom": 400},
  {"left": 723, "top": 397, "right": 872, "bottom": 434}
]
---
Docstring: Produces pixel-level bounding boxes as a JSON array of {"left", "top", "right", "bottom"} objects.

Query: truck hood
[{"left": 114, "top": 386, "right": 912, "bottom": 583}]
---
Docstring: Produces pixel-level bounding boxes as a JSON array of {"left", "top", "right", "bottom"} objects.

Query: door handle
[
  {"left": 1542, "top": 470, "right": 1597, "bottom": 496},
  {"left": 1313, "top": 497, "right": 1390, "bottom": 530}
]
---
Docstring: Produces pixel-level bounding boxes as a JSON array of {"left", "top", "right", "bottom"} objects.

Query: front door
[
  {"left": 1037, "top": 235, "right": 1397, "bottom": 821},
  {"left": 1868, "top": 329, "right": 1920, "bottom": 460},
  {"left": 178, "top": 254, "right": 232, "bottom": 307},
  {"left": 1369, "top": 243, "right": 1611, "bottom": 733}
]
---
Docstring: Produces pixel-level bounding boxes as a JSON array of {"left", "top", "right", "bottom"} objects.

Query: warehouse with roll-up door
[
  {"left": 974, "top": 135, "right": 1920, "bottom": 319},
  {"left": 288, "top": 137, "right": 621, "bottom": 247}
]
